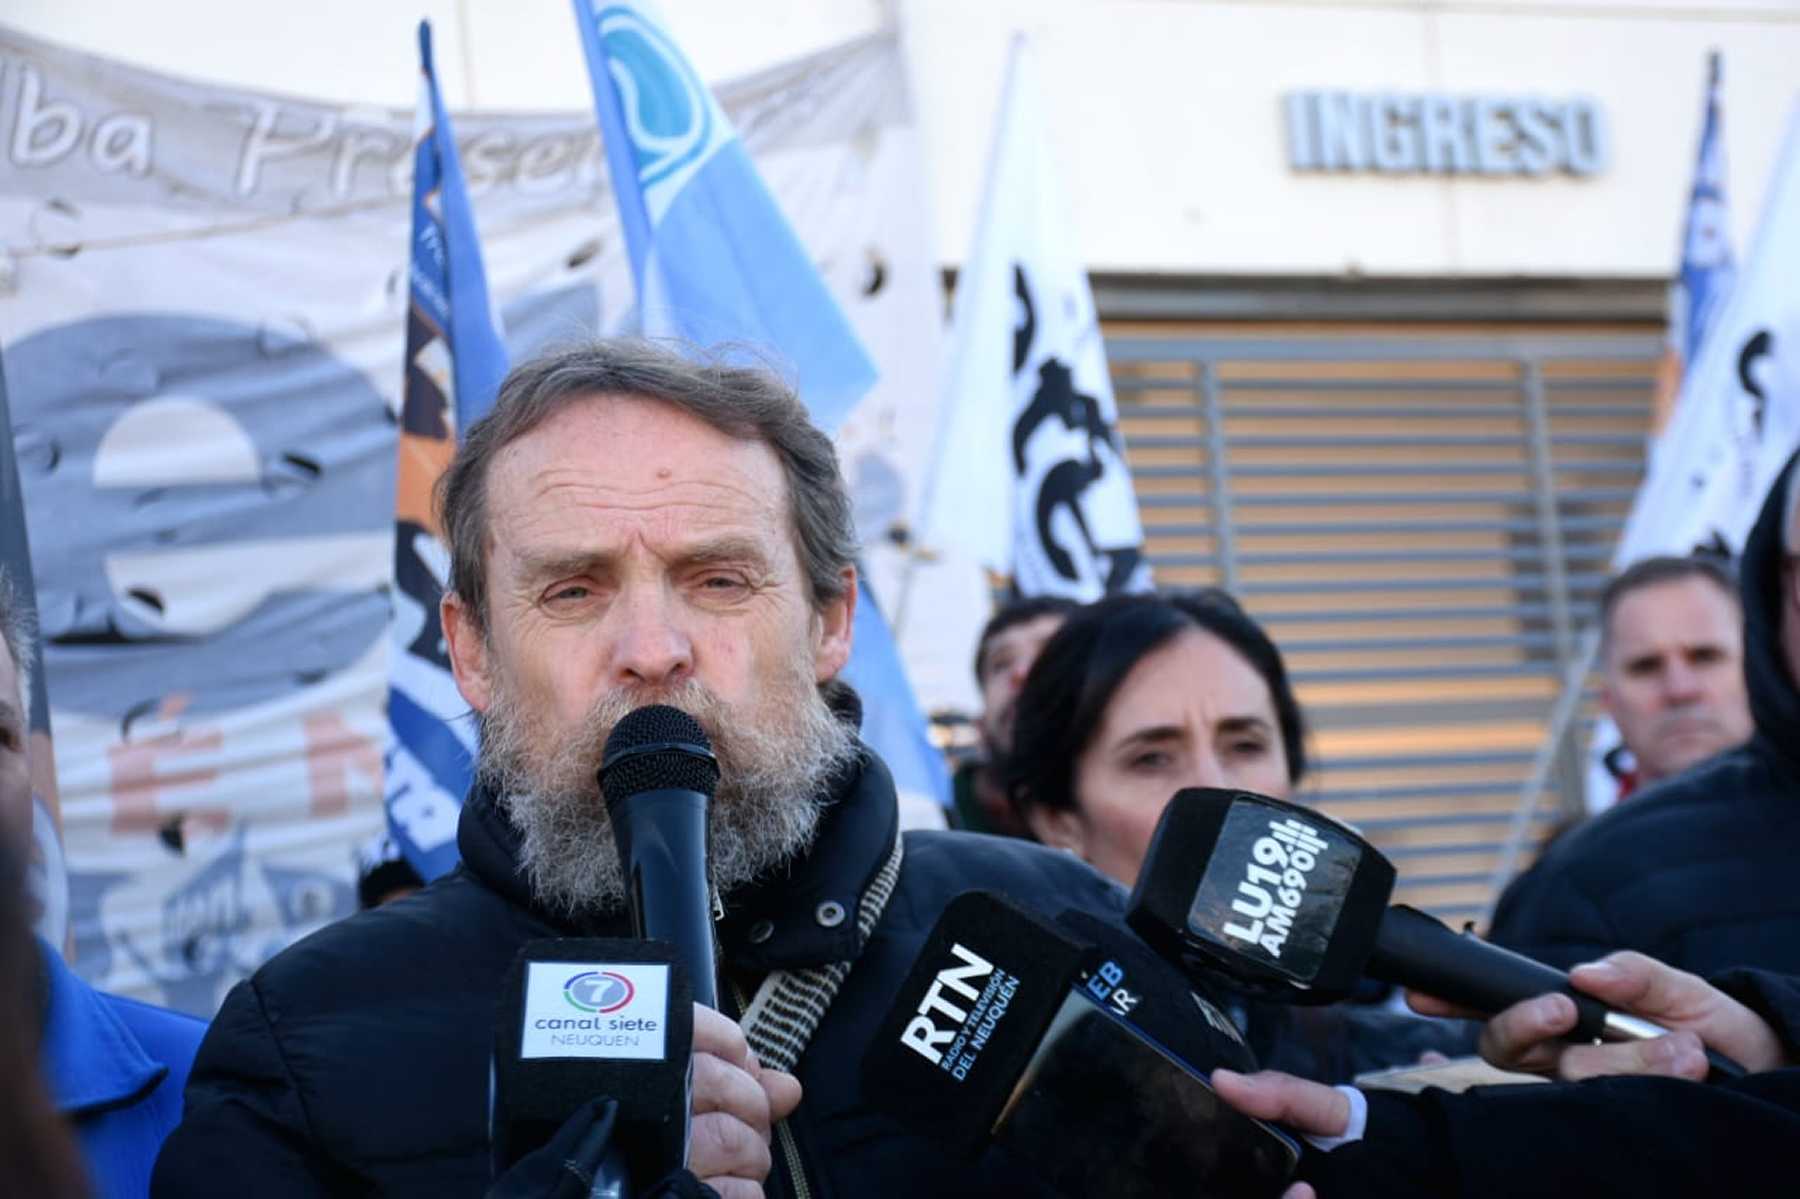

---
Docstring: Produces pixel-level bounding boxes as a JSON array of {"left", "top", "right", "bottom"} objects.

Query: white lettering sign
[
  {"left": 899, "top": 942, "right": 994, "bottom": 1066},
  {"left": 520, "top": 961, "right": 671, "bottom": 1061},
  {"left": 1285, "top": 91, "right": 1609, "bottom": 178},
  {"left": 1221, "top": 818, "right": 1331, "bottom": 959}
]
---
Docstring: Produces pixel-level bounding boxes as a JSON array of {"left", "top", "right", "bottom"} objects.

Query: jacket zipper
[
  {"left": 773, "top": 1117, "right": 812, "bottom": 1199},
  {"left": 730, "top": 979, "right": 812, "bottom": 1199}
]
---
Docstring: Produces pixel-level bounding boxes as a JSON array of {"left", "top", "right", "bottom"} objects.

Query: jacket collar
[
  {"left": 36, "top": 937, "right": 166, "bottom": 1116},
  {"left": 455, "top": 737, "right": 900, "bottom": 972}
]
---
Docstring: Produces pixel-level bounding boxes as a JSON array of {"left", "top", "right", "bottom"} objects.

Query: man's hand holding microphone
[
  {"left": 1410, "top": 948, "right": 1787, "bottom": 1082},
  {"left": 1213, "top": 950, "right": 1790, "bottom": 1199},
  {"left": 689, "top": 1006, "right": 802, "bottom": 1199}
]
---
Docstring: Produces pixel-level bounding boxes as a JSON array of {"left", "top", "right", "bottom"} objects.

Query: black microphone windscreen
[
  {"left": 492, "top": 939, "right": 694, "bottom": 1180},
  {"left": 599, "top": 704, "right": 720, "bottom": 809},
  {"left": 1128, "top": 788, "right": 1395, "bottom": 1002},
  {"left": 863, "top": 892, "right": 1088, "bottom": 1156},
  {"left": 867, "top": 895, "right": 1302, "bottom": 1196}
]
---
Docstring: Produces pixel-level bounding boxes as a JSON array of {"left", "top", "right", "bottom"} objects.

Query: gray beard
[{"left": 477, "top": 666, "right": 860, "bottom": 919}]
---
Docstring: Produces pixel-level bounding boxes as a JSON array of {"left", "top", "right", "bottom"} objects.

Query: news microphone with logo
[
  {"left": 863, "top": 891, "right": 1300, "bottom": 1198},
  {"left": 1126, "top": 787, "right": 1745, "bottom": 1081},
  {"left": 600, "top": 704, "right": 720, "bottom": 1010},
  {"left": 492, "top": 939, "right": 696, "bottom": 1189}
]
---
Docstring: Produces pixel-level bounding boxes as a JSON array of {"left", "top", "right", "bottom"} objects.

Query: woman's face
[{"left": 1030, "top": 626, "right": 1293, "bottom": 887}]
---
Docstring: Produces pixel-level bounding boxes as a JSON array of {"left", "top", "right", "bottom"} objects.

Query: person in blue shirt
[{"left": 0, "top": 570, "right": 206, "bottom": 1198}]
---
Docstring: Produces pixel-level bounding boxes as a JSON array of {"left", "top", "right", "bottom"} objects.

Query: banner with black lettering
[
  {"left": 918, "top": 36, "right": 1150, "bottom": 601},
  {"left": 1614, "top": 100, "right": 1800, "bottom": 566},
  {"left": 0, "top": 24, "right": 946, "bottom": 1011}
]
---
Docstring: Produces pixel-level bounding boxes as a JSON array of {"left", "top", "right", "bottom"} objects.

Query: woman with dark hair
[
  {"left": 1005, "top": 588, "right": 1307, "bottom": 886},
  {"left": 1005, "top": 590, "right": 1483, "bottom": 1081}
]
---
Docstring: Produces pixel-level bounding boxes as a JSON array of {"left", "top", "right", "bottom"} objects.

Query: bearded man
[{"left": 152, "top": 342, "right": 1125, "bottom": 1198}]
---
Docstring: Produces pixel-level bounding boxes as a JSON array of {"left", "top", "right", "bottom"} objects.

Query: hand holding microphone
[
  {"left": 1125, "top": 787, "right": 1751, "bottom": 1082},
  {"left": 1409, "top": 949, "right": 1789, "bottom": 1083},
  {"left": 690, "top": 1005, "right": 802, "bottom": 1199}
]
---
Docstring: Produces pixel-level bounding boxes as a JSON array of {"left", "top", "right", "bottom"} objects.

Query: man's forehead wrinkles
[{"left": 519, "top": 469, "right": 776, "bottom": 509}]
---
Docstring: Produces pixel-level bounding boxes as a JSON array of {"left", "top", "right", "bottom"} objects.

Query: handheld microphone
[
  {"left": 1127, "top": 788, "right": 1745, "bottom": 1081},
  {"left": 863, "top": 892, "right": 1300, "bottom": 1198},
  {"left": 491, "top": 938, "right": 695, "bottom": 1188},
  {"left": 600, "top": 705, "right": 720, "bottom": 1009}
]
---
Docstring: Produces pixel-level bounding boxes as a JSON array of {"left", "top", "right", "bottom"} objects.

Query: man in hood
[{"left": 1487, "top": 448, "right": 1800, "bottom": 976}]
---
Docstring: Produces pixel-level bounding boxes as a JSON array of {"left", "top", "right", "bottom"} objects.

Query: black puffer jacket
[
  {"left": 1488, "top": 450, "right": 1800, "bottom": 976},
  {"left": 150, "top": 745, "right": 1163, "bottom": 1198}
]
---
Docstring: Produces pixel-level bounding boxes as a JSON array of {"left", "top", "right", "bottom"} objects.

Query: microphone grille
[{"left": 599, "top": 704, "right": 720, "bottom": 809}]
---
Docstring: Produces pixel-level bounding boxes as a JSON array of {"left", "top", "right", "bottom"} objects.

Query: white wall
[{"left": 9, "top": 0, "right": 1800, "bottom": 278}]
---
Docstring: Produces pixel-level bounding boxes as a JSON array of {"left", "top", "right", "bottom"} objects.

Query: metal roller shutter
[{"left": 1107, "top": 324, "right": 1660, "bottom": 924}]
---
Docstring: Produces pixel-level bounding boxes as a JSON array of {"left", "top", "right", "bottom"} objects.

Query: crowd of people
[{"left": 9, "top": 338, "right": 1800, "bottom": 1197}]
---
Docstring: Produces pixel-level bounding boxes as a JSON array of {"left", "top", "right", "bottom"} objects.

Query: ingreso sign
[{"left": 1284, "top": 91, "right": 1608, "bottom": 178}]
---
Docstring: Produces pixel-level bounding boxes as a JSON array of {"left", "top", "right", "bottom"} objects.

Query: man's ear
[
  {"left": 813, "top": 565, "right": 857, "bottom": 683},
  {"left": 1025, "top": 804, "right": 1087, "bottom": 860},
  {"left": 442, "top": 591, "right": 493, "bottom": 714}
]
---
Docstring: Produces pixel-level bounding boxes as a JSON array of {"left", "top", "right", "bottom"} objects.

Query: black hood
[{"left": 1738, "top": 447, "right": 1800, "bottom": 773}]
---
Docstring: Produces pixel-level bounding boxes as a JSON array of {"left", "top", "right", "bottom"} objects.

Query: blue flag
[
  {"left": 1673, "top": 50, "right": 1736, "bottom": 371},
  {"left": 571, "top": 0, "right": 877, "bottom": 433},
  {"left": 383, "top": 21, "right": 510, "bottom": 879},
  {"left": 573, "top": 1, "right": 947, "bottom": 809},
  {"left": 844, "top": 580, "right": 953, "bottom": 811}
]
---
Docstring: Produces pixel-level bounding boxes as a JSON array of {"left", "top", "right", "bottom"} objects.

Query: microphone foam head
[
  {"left": 1128, "top": 787, "right": 1394, "bottom": 1003},
  {"left": 599, "top": 704, "right": 720, "bottom": 811}
]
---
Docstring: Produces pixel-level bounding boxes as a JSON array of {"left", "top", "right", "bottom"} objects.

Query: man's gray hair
[
  {"left": 436, "top": 340, "right": 860, "bottom": 633},
  {"left": 0, "top": 566, "right": 35, "bottom": 713}
]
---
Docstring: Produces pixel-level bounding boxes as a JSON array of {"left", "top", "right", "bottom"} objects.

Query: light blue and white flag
[
  {"left": 573, "top": 0, "right": 946, "bottom": 810},
  {"left": 571, "top": 0, "right": 877, "bottom": 433},
  {"left": 383, "top": 21, "right": 510, "bottom": 879},
  {"left": 844, "top": 580, "right": 953, "bottom": 815}
]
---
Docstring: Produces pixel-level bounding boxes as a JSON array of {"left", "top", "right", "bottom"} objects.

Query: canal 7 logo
[{"left": 564, "top": 970, "right": 637, "bottom": 1015}]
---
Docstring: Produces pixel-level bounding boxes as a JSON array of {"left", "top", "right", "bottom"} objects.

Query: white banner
[
  {"left": 1616, "top": 101, "right": 1800, "bottom": 568},
  {"left": 918, "top": 36, "right": 1148, "bottom": 602},
  {"left": 1585, "top": 100, "right": 1800, "bottom": 814},
  {"left": 0, "top": 23, "right": 945, "bottom": 1012}
]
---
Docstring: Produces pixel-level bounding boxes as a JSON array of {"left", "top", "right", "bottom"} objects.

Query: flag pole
[
  {"left": 893, "top": 33, "right": 1028, "bottom": 641},
  {"left": 1481, "top": 626, "right": 1600, "bottom": 926}
]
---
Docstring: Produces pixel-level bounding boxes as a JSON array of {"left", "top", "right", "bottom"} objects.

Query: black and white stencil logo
[{"left": 1008, "top": 265, "right": 1147, "bottom": 597}]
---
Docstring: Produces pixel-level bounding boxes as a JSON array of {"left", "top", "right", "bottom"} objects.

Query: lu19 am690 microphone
[{"left": 1126, "top": 788, "right": 1744, "bottom": 1081}]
